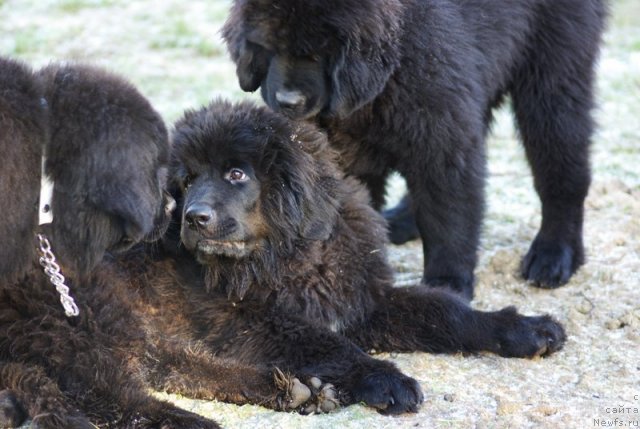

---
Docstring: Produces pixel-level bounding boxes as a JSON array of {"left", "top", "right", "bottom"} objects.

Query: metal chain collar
[{"left": 36, "top": 234, "right": 80, "bottom": 317}]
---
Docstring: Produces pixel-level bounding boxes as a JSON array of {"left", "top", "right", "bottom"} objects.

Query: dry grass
[{"left": 2, "top": 0, "right": 639, "bottom": 428}]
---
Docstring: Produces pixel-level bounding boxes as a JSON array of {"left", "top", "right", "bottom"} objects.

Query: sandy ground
[{"left": 2, "top": 1, "right": 639, "bottom": 428}]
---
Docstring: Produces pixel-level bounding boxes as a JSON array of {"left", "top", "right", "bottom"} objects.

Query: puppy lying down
[{"left": 122, "top": 99, "right": 566, "bottom": 415}]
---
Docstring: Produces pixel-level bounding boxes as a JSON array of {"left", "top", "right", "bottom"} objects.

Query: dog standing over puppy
[{"left": 222, "top": 0, "right": 607, "bottom": 299}]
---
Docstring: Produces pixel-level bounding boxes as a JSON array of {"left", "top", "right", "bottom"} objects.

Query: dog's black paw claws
[
  {"left": 352, "top": 371, "right": 423, "bottom": 415},
  {"left": 496, "top": 307, "right": 567, "bottom": 358},
  {"left": 522, "top": 238, "right": 583, "bottom": 288}
]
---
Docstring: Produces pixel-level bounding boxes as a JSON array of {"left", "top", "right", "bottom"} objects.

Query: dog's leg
[
  {"left": 144, "top": 342, "right": 318, "bottom": 412},
  {"left": 0, "top": 360, "right": 221, "bottom": 429},
  {"left": 212, "top": 313, "right": 424, "bottom": 415},
  {"left": 0, "top": 390, "right": 26, "bottom": 429},
  {"left": 0, "top": 362, "right": 92, "bottom": 429},
  {"left": 346, "top": 287, "right": 566, "bottom": 358},
  {"left": 511, "top": 4, "right": 604, "bottom": 288},
  {"left": 382, "top": 194, "right": 420, "bottom": 245},
  {"left": 397, "top": 101, "right": 487, "bottom": 301}
]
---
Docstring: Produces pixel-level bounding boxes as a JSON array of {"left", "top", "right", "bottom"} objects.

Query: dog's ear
[
  {"left": 49, "top": 191, "right": 115, "bottom": 275},
  {"left": 261, "top": 127, "right": 340, "bottom": 244},
  {"left": 54, "top": 180, "right": 160, "bottom": 274},
  {"left": 287, "top": 127, "right": 341, "bottom": 241},
  {"left": 235, "top": 40, "right": 270, "bottom": 92},
  {"left": 327, "top": 7, "right": 402, "bottom": 118},
  {"left": 94, "top": 183, "right": 155, "bottom": 244},
  {"left": 222, "top": 13, "right": 270, "bottom": 93},
  {"left": 299, "top": 176, "right": 340, "bottom": 241}
]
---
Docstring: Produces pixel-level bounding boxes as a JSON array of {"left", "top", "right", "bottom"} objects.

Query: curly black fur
[
  {"left": 128, "top": 100, "right": 566, "bottom": 415},
  {"left": 222, "top": 0, "right": 608, "bottom": 299},
  {"left": 0, "top": 60, "right": 296, "bottom": 429}
]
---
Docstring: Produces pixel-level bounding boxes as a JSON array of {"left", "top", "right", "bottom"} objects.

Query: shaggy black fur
[
  {"left": 222, "top": 0, "right": 607, "bottom": 299},
  {"left": 0, "top": 60, "right": 301, "bottom": 429},
  {"left": 129, "top": 100, "right": 566, "bottom": 416},
  {"left": 0, "top": 58, "right": 45, "bottom": 285}
]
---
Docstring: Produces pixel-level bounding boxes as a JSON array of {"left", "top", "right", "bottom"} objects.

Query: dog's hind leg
[
  {"left": 345, "top": 287, "right": 566, "bottom": 358},
  {"left": 144, "top": 341, "right": 309, "bottom": 412},
  {"left": 0, "top": 357, "right": 221, "bottom": 429},
  {"left": 0, "top": 390, "right": 27, "bottom": 429},
  {"left": 0, "top": 362, "right": 92, "bottom": 429},
  {"left": 511, "top": 1, "right": 606, "bottom": 288}
]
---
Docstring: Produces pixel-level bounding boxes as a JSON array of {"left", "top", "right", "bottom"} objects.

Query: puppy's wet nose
[
  {"left": 275, "top": 90, "right": 306, "bottom": 109},
  {"left": 185, "top": 204, "right": 216, "bottom": 229}
]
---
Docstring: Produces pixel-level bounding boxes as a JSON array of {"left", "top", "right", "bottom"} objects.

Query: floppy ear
[
  {"left": 329, "top": 0, "right": 402, "bottom": 117},
  {"left": 299, "top": 176, "right": 340, "bottom": 241},
  {"left": 287, "top": 128, "right": 341, "bottom": 241},
  {"left": 49, "top": 189, "right": 115, "bottom": 275},
  {"left": 234, "top": 40, "right": 270, "bottom": 92},
  {"left": 328, "top": 37, "right": 401, "bottom": 118},
  {"left": 222, "top": 12, "right": 270, "bottom": 93},
  {"left": 258, "top": 114, "right": 342, "bottom": 244},
  {"left": 94, "top": 183, "right": 155, "bottom": 242}
]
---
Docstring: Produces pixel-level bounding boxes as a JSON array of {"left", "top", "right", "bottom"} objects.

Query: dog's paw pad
[
  {"left": 288, "top": 378, "right": 312, "bottom": 409},
  {"left": 300, "top": 378, "right": 340, "bottom": 414},
  {"left": 274, "top": 370, "right": 313, "bottom": 410}
]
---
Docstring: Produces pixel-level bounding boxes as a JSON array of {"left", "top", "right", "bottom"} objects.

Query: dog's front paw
[
  {"left": 494, "top": 306, "right": 566, "bottom": 358},
  {"left": 351, "top": 368, "right": 423, "bottom": 415},
  {"left": 522, "top": 237, "right": 583, "bottom": 288},
  {"left": 383, "top": 195, "right": 420, "bottom": 245}
]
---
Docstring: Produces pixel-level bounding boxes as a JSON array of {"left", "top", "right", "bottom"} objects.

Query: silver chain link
[{"left": 36, "top": 234, "right": 80, "bottom": 317}]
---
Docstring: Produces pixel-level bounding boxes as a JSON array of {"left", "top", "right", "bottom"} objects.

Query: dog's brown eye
[{"left": 226, "top": 168, "right": 248, "bottom": 183}]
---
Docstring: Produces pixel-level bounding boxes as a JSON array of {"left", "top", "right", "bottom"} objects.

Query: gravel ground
[{"left": 2, "top": 1, "right": 639, "bottom": 428}]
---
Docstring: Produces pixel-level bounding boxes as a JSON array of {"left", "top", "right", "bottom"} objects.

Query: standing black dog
[
  {"left": 136, "top": 100, "right": 566, "bottom": 415},
  {"left": 222, "top": 0, "right": 607, "bottom": 299}
]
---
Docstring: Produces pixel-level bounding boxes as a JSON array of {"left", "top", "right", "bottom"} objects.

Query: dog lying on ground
[
  {"left": 122, "top": 100, "right": 566, "bottom": 415},
  {"left": 0, "top": 60, "right": 305, "bottom": 429}
]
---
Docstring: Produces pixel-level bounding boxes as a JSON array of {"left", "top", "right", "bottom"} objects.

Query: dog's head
[
  {"left": 222, "top": 0, "right": 403, "bottom": 120},
  {"left": 171, "top": 99, "right": 341, "bottom": 268},
  {"left": 38, "top": 64, "right": 174, "bottom": 274}
]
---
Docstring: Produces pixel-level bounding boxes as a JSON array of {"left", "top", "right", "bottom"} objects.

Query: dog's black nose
[
  {"left": 185, "top": 204, "right": 216, "bottom": 229},
  {"left": 275, "top": 90, "right": 306, "bottom": 109}
]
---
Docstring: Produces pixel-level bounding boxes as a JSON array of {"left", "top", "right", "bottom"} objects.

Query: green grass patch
[
  {"left": 148, "top": 18, "right": 223, "bottom": 57},
  {"left": 57, "top": 0, "right": 117, "bottom": 13}
]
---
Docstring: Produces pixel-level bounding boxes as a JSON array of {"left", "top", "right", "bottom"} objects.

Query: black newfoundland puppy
[
  {"left": 0, "top": 60, "right": 297, "bottom": 429},
  {"left": 137, "top": 100, "right": 565, "bottom": 415},
  {"left": 222, "top": 0, "right": 607, "bottom": 299}
]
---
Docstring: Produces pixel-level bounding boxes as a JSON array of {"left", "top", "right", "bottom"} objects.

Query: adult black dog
[
  {"left": 222, "top": 0, "right": 607, "bottom": 299},
  {"left": 0, "top": 60, "right": 299, "bottom": 429},
  {"left": 142, "top": 100, "right": 565, "bottom": 415}
]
